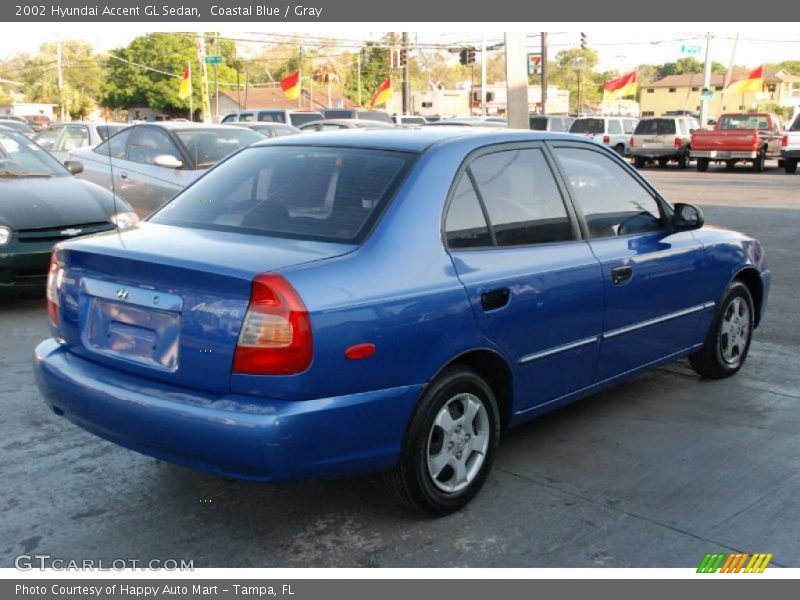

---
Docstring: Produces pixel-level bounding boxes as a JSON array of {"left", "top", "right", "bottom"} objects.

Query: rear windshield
[
  {"left": 358, "top": 111, "right": 393, "bottom": 123},
  {"left": 789, "top": 117, "right": 800, "bottom": 132},
  {"left": 256, "top": 111, "right": 286, "bottom": 123},
  {"left": 151, "top": 146, "right": 415, "bottom": 243},
  {"left": 322, "top": 110, "right": 353, "bottom": 120},
  {"left": 569, "top": 119, "right": 604, "bottom": 134},
  {"left": 529, "top": 117, "right": 548, "bottom": 131},
  {"left": 718, "top": 115, "right": 771, "bottom": 130},
  {"left": 288, "top": 112, "right": 323, "bottom": 127},
  {"left": 634, "top": 119, "right": 677, "bottom": 135},
  {"left": 175, "top": 128, "right": 262, "bottom": 169}
]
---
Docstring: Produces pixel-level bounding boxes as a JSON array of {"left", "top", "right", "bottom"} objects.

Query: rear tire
[
  {"left": 785, "top": 159, "right": 798, "bottom": 174},
  {"left": 696, "top": 158, "right": 709, "bottom": 172},
  {"left": 725, "top": 159, "right": 738, "bottom": 170},
  {"left": 387, "top": 367, "right": 500, "bottom": 516},
  {"left": 752, "top": 149, "right": 766, "bottom": 172},
  {"left": 614, "top": 144, "right": 625, "bottom": 156},
  {"left": 689, "top": 281, "right": 754, "bottom": 379},
  {"left": 633, "top": 156, "right": 646, "bottom": 169},
  {"left": 658, "top": 158, "right": 669, "bottom": 168},
  {"left": 676, "top": 153, "right": 689, "bottom": 169}
]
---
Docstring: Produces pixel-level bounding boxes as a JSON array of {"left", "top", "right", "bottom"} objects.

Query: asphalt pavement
[{"left": 1, "top": 164, "right": 798, "bottom": 568}]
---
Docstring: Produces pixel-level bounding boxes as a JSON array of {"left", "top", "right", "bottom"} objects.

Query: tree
[
  {"left": 547, "top": 48, "right": 604, "bottom": 112},
  {"left": 312, "top": 59, "right": 343, "bottom": 108},
  {"left": 99, "top": 33, "right": 239, "bottom": 118},
  {"left": 343, "top": 42, "right": 392, "bottom": 107}
]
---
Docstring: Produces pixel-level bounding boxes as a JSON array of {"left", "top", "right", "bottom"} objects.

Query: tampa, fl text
[{"left": 42, "top": 5, "right": 324, "bottom": 18}]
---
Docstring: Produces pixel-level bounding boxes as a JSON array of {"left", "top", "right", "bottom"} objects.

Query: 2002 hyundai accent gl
[{"left": 34, "top": 129, "right": 770, "bottom": 515}]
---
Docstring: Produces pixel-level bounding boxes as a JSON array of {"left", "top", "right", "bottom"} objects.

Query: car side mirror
[
  {"left": 153, "top": 154, "right": 183, "bottom": 169},
  {"left": 63, "top": 160, "right": 84, "bottom": 175},
  {"left": 672, "top": 203, "right": 704, "bottom": 232}
]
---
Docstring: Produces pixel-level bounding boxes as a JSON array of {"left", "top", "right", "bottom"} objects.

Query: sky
[{"left": 1, "top": 23, "right": 799, "bottom": 73}]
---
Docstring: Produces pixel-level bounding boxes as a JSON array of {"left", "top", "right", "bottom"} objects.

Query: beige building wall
[{"left": 639, "top": 86, "right": 760, "bottom": 119}]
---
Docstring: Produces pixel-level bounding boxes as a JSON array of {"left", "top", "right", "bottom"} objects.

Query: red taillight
[
  {"left": 782, "top": 135, "right": 789, "bottom": 147},
  {"left": 629, "top": 136, "right": 634, "bottom": 147},
  {"left": 46, "top": 250, "right": 63, "bottom": 327},
  {"left": 674, "top": 136, "right": 682, "bottom": 149},
  {"left": 232, "top": 273, "right": 312, "bottom": 375},
  {"left": 603, "top": 135, "right": 610, "bottom": 145}
]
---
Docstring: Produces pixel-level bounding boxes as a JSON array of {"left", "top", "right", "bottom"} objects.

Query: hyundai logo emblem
[{"left": 116, "top": 289, "right": 130, "bottom": 301}]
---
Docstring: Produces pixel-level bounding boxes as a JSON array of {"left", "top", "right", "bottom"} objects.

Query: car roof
[
  {"left": 43, "top": 121, "right": 128, "bottom": 127},
  {"left": 129, "top": 122, "right": 250, "bottom": 132},
  {"left": 254, "top": 128, "right": 588, "bottom": 153}
]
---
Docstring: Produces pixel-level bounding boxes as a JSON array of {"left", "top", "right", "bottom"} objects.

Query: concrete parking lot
[{"left": 1, "top": 165, "right": 798, "bottom": 568}]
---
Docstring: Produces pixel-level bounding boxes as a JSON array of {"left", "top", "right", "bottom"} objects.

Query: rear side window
[
  {"left": 445, "top": 176, "right": 492, "bottom": 249},
  {"left": 289, "top": 112, "right": 324, "bottom": 126},
  {"left": 152, "top": 146, "right": 414, "bottom": 243},
  {"left": 608, "top": 120, "right": 623, "bottom": 134},
  {"left": 445, "top": 148, "right": 573, "bottom": 249},
  {"left": 322, "top": 110, "right": 353, "bottom": 120},
  {"left": 554, "top": 146, "right": 664, "bottom": 239},
  {"left": 257, "top": 111, "right": 286, "bottom": 123},
  {"left": 529, "top": 117, "right": 548, "bottom": 131},
  {"left": 357, "top": 111, "right": 393, "bottom": 123},
  {"left": 569, "top": 118, "right": 604, "bottom": 134}
]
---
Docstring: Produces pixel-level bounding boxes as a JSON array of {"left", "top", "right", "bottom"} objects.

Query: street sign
[
  {"left": 527, "top": 53, "right": 541, "bottom": 76},
  {"left": 701, "top": 88, "right": 714, "bottom": 100},
  {"left": 205, "top": 56, "right": 223, "bottom": 65},
  {"left": 681, "top": 44, "right": 702, "bottom": 56}
]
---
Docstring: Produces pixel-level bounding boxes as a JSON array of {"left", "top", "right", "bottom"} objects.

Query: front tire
[
  {"left": 387, "top": 367, "right": 500, "bottom": 516},
  {"left": 785, "top": 159, "right": 798, "bottom": 174},
  {"left": 633, "top": 156, "right": 646, "bottom": 169},
  {"left": 689, "top": 281, "right": 755, "bottom": 379},
  {"left": 676, "top": 153, "right": 689, "bottom": 169}
]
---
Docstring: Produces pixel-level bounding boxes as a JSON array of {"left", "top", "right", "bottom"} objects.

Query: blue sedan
[{"left": 33, "top": 129, "right": 770, "bottom": 515}]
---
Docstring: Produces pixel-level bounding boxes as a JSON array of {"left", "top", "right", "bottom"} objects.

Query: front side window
[
  {"left": 151, "top": 146, "right": 414, "bottom": 243},
  {"left": 127, "top": 127, "right": 181, "bottom": 166},
  {"left": 34, "top": 127, "right": 62, "bottom": 151},
  {"left": 94, "top": 127, "right": 132, "bottom": 160},
  {"left": 445, "top": 175, "right": 491, "bottom": 249},
  {"left": 554, "top": 146, "right": 665, "bottom": 239},
  {"left": 59, "top": 126, "right": 90, "bottom": 152}
]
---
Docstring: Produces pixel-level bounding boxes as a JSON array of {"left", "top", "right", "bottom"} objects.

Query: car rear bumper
[
  {"left": 781, "top": 150, "right": 800, "bottom": 159},
  {"left": 629, "top": 149, "right": 685, "bottom": 159},
  {"left": 690, "top": 150, "right": 758, "bottom": 159},
  {"left": 33, "top": 339, "right": 422, "bottom": 482}
]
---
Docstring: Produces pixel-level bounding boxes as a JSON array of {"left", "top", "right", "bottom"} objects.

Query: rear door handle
[
  {"left": 118, "top": 172, "right": 128, "bottom": 180},
  {"left": 480, "top": 288, "right": 510, "bottom": 311},
  {"left": 611, "top": 265, "right": 633, "bottom": 285}
]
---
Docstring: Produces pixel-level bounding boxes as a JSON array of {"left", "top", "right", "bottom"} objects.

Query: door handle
[
  {"left": 480, "top": 288, "right": 510, "bottom": 311},
  {"left": 611, "top": 265, "right": 633, "bottom": 285},
  {"left": 118, "top": 172, "right": 128, "bottom": 180}
]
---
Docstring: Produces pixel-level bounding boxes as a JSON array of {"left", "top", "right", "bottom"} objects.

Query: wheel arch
[
  {"left": 427, "top": 348, "right": 514, "bottom": 431},
  {"left": 733, "top": 267, "right": 763, "bottom": 328}
]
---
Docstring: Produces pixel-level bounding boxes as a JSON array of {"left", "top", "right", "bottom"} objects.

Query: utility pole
[
  {"left": 402, "top": 32, "right": 410, "bottom": 114},
  {"left": 700, "top": 32, "right": 713, "bottom": 128},
  {"left": 56, "top": 38, "right": 64, "bottom": 121},
  {"left": 504, "top": 32, "right": 528, "bottom": 129},
  {"left": 481, "top": 33, "right": 487, "bottom": 117},
  {"left": 298, "top": 45, "right": 303, "bottom": 109},
  {"left": 188, "top": 62, "right": 193, "bottom": 121},
  {"left": 214, "top": 33, "right": 219, "bottom": 120},
  {"left": 541, "top": 32, "right": 548, "bottom": 115},
  {"left": 357, "top": 48, "right": 362, "bottom": 106}
]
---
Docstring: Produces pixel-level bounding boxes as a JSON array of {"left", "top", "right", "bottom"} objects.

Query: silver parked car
[
  {"left": 629, "top": 116, "right": 700, "bottom": 169},
  {"left": 569, "top": 116, "right": 638, "bottom": 155},
  {"left": 34, "top": 122, "right": 128, "bottom": 162},
  {"left": 298, "top": 119, "right": 394, "bottom": 132},
  {"left": 65, "top": 123, "right": 262, "bottom": 216}
]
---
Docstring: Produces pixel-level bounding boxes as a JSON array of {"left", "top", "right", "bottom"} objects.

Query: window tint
[
  {"left": 468, "top": 148, "right": 573, "bottom": 246},
  {"left": 445, "top": 176, "right": 492, "bottom": 248},
  {"left": 718, "top": 115, "right": 771, "bottom": 130},
  {"left": 358, "top": 111, "right": 393, "bottom": 123},
  {"left": 127, "top": 127, "right": 181, "bottom": 166},
  {"left": 554, "top": 146, "right": 664, "bottom": 239},
  {"left": 608, "top": 120, "right": 623, "bottom": 134},
  {"left": 94, "top": 127, "right": 132, "bottom": 159},
  {"left": 97, "top": 125, "right": 126, "bottom": 141},
  {"left": 257, "top": 111, "right": 286, "bottom": 123},
  {"left": 152, "top": 146, "right": 414, "bottom": 243},
  {"left": 239, "top": 112, "right": 256, "bottom": 122},
  {"left": 322, "top": 110, "right": 353, "bottom": 120},
  {"left": 529, "top": 117, "right": 548, "bottom": 131},
  {"left": 634, "top": 119, "right": 677, "bottom": 135},
  {"left": 221, "top": 114, "right": 236, "bottom": 123},
  {"left": 176, "top": 128, "right": 261, "bottom": 169},
  {"left": 569, "top": 118, "right": 604, "bottom": 134},
  {"left": 289, "top": 112, "right": 324, "bottom": 127},
  {"left": 623, "top": 119, "right": 637, "bottom": 134}
]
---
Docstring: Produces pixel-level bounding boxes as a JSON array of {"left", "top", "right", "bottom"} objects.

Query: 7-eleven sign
[{"left": 527, "top": 53, "right": 542, "bottom": 76}]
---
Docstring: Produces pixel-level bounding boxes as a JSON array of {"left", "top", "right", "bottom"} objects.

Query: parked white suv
[
  {"left": 569, "top": 116, "right": 638, "bottom": 155},
  {"left": 781, "top": 112, "right": 800, "bottom": 174},
  {"left": 629, "top": 116, "right": 700, "bottom": 169}
]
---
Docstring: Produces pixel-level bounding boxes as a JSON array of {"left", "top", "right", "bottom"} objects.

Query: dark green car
[{"left": 0, "top": 126, "right": 138, "bottom": 295}]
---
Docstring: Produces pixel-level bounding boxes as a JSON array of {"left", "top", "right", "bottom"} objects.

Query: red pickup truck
[{"left": 690, "top": 112, "right": 783, "bottom": 172}]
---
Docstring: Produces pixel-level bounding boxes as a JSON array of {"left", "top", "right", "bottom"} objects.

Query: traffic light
[
  {"left": 467, "top": 48, "right": 476, "bottom": 64},
  {"left": 580, "top": 32, "right": 588, "bottom": 50},
  {"left": 399, "top": 48, "right": 408, "bottom": 66},
  {"left": 459, "top": 48, "right": 468, "bottom": 66}
]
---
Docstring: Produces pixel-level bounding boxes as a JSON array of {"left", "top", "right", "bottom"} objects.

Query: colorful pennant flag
[
  {"left": 178, "top": 67, "right": 191, "bottom": 99},
  {"left": 725, "top": 66, "right": 764, "bottom": 94},
  {"left": 280, "top": 70, "right": 300, "bottom": 100},
  {"left": 603, "top": 71, "right": 638, "bottom": 101},
  {"left": 369, "top": 77, "right": 393, "bottom": 109}
]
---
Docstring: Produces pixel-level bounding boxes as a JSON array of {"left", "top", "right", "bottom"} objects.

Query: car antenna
[{"left": 105, "top": 110, "right": 125, "bottom": 248}]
